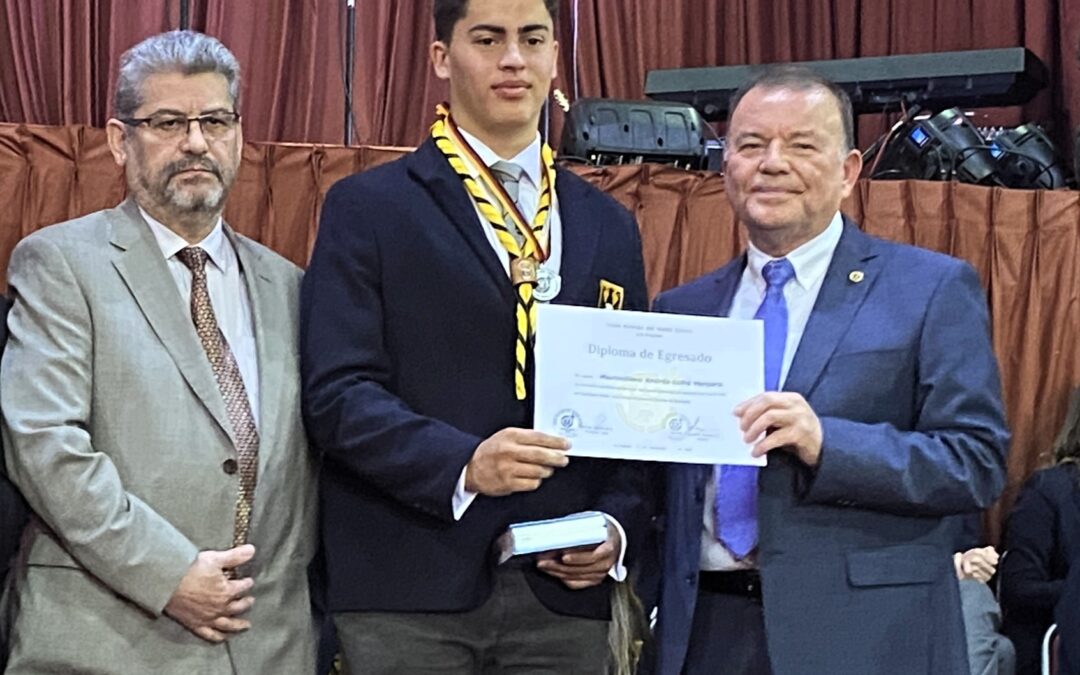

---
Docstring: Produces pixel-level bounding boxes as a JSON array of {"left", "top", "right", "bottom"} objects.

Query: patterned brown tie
[{"left": 177, "top": 246, "right": 259, "bottom": 547}]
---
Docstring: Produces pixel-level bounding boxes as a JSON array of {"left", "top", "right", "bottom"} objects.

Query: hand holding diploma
[
  {"left": 465, "top": 428, "right": 570, "bottom": 496},
  {"left": 735, "top": 392, "right": 824, "bottom": 467}
]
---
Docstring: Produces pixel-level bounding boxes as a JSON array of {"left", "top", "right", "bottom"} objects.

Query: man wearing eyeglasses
[{"left": 0, "top": 31, "right": 316, "bottom": 674}]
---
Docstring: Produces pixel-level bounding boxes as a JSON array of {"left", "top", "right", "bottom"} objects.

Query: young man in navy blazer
[
  {"left": 301, "top": 0, "right": 651, "bottom": 671},
  {"left": 650, "top": 66, "right": 1010, "bottom": 675}
]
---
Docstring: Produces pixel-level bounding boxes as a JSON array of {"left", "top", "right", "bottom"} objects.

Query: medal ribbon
[{"left": 431, "top": 103, "right": 556, "bottom": 400}]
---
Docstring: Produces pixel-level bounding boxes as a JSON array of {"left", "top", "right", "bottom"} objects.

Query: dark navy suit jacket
[
  {"left": 301, "top": 138, "right": 654, "bottom": 619},
  {"left": 651, "top": 221, "right": 1010, "bottom": 675},
  {"left": 1, "top": 295, "right": 27, "bottom": 575}
]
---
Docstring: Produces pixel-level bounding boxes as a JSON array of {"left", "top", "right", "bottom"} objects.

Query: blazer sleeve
[
  {"left": 804, "top": 260, "right": 1010, "bottom": 515},
  {"left": 1, "top": 235, "right": 199, "bottom": 614},
  {"left": 1000, "top": 471, "right": 1066, "bottom": 612},
  {"left": 301, "top": 179, "right": 482, "bottom": 522}
]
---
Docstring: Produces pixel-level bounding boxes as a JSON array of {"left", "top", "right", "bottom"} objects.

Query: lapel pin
[{"left": 848, "top": 270, "right": 864, "bottom": 283}]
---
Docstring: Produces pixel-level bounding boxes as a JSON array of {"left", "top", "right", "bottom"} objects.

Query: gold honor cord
[{"left": 431, "top": 103, "right": 556, "bottom": 400}]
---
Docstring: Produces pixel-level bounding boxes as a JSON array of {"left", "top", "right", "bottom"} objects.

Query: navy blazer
[
  {"left": 1001, "top": 463, "right": 1080, "bottom": 674},
  {"left": 1, "top": 295, "right": 27, "bottom": 575},
  {"left": 651, "top": 221, "right": 1010, "bottom": 675},
  {"left": 301, "top": 138, "right": 654, "bottom": 619}
]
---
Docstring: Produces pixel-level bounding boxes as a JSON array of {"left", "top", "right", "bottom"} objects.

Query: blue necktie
[{"left": 714, "top": 258, "right": 795, "bottom": 558}]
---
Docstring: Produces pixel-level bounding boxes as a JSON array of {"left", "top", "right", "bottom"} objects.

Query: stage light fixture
[
  {"left": 988, "top": 124, "right": 1068, "bottom": 189},
  {"left": 871, "top": 108, "right": 998, "bottom": 185}
]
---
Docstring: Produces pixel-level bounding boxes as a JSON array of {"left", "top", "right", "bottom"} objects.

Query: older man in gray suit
[{"left": 0, "top": 31, "right": 315, "bottom": 673}]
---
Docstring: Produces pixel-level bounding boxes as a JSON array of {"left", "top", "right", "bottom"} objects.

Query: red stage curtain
[{"left": 2, "top": 1, "right": 1077, "bottom": 156}]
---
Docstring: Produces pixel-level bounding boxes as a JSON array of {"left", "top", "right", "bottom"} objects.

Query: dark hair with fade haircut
[
  {"left": 433, "top": 0, "right": 560, "bottom": 43},
  {"left": 113, "top": 30, "right": 241, "bottom": 120},
  {"left": 727, "top": 64, "right": 856, "bottom": 152}
]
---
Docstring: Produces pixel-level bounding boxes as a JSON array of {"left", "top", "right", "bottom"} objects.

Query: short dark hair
[
  {"left": 727, "top": 64, "right": 856, "bottom": 152},
  {"left": 433, "top": 0, "right": 559, "bottom": 43}
]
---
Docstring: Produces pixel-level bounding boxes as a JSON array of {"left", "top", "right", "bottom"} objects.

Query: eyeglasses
[{"left": 119, "top": 111, "right": 240, "bottom": 140}]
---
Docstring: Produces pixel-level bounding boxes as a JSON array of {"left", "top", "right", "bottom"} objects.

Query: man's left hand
[
  {"left": 734, "top": 392, "right": 823, "bottom": 466},
  {"left": 536, "top": 525, "right": 621, "bottom": 590}
]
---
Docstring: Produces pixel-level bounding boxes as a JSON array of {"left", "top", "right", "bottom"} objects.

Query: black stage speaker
[{"left": 559, "top": 98, "right": 707, "bottom": 169}]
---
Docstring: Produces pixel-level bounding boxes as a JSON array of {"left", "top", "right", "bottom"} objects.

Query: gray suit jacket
[{"left": 0, "top": 200, "right": 316, "bottom": 674}]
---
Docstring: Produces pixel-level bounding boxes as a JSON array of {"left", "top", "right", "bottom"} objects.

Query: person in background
[
  {"left": 1001, "top": 387, "right": 1080, "bottom": 675},
  {"left": 955, "top": 545, "right": 1016, "bottom": 675}
]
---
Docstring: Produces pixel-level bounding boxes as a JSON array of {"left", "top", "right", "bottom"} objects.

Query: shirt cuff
[
  {"left": 452, "top": 466, "right": 478, "bottom": 520},
  {"left": 603, "top": 513, "right": 628, "bottom": 582}
]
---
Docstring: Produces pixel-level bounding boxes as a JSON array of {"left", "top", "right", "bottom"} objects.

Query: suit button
[
  {"left": 222, "top": 459, "right": 238, "bottom": 475},
  {"left": 686, "top": 573, "right": 696, "bottom": 586}
]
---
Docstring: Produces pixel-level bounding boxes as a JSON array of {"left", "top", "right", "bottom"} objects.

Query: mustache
[{"left": 165, "top": 158, "right": 222, "bottom": 181}]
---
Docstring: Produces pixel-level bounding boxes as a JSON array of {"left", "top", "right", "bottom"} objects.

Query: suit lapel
[
  {"left": 710, "top": 256, "right": 745, "bottom": 318},
  {"left": 228, "top": 228, "right": 280, "bottom": 473},
  {"left": 553, "top": 169, "right": 602, "bottom": 304},
  {"left": 406, "top": 138, "right": 512, "bottom": 304},
  {"left": 783, "top": 220, "right": 881, "bottom": 398},
  {"left": 108, "top": 200, "right": 234, "bottom": 443}
]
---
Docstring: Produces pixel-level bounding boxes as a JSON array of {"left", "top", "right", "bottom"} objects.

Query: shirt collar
[
  {"left": 139, "top": 205, "right": 230, "bottom": 272},
  {"left": 457, "top": 126, "right": 543, "bottom": 189},
  {"left": 746, "top": 211, "right": 844, "bottom": 291}
]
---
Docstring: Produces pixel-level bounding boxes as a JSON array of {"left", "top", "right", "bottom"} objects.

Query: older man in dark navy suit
[{"left": 651, "top": 66, "right": 1010, "bottom": 675}]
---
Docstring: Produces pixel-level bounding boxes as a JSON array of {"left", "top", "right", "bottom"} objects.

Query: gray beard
[
  {"left": 138, "top": 172, "right": 227, "bottom": 216},
  {"left": 163, "top": 180, "right": 225, "bottom": 213}
]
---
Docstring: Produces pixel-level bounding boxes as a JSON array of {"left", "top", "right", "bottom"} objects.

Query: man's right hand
[
  {"left": 164, "top": 544, "right": 257, "bottom": 643},
  {"left": 464, "top": 428, "right": 570, "bottom": 496}
]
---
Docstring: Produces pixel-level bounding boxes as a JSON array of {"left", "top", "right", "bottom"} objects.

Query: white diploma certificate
[{"left": 534, "top": 305, "right": 765, "bottom": 465}]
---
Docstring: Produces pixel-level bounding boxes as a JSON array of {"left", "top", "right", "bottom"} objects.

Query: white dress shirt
[
  {"left": 447, "top": 128, "right": 627, "bottom": 581},
  {"left": 140, "top": 207, "right": 261, "bottom": 429},
  {"left": 699, "top": 212, "right": 844, "bottom": 571}
]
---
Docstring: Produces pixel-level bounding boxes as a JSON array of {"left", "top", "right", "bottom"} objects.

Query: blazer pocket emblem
[{"left": 597, "top": 279, "right": 625, "bottom": 309}]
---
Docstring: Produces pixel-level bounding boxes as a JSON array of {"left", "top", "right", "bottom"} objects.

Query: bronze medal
[{"left": 511, "top": 257, "right": 539, "bottom": 286}]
